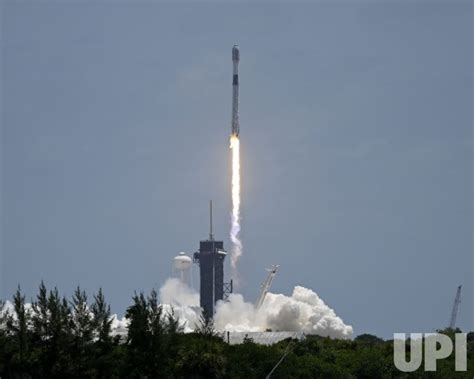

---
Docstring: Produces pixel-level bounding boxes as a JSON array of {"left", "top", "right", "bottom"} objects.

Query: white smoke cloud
[
  {"left": 110, "top": 314, "right": 129, "bottom": 335},
  {"left": 159, "top": 278, "right": 199, "bottom": 307},
  {"left": 111, "top": 278, "right": 201, "bottom": 334},
  {"left": 158, "top": 278, "right": 201, "bottom": 332},
  {"left": 156, "top": 279, "right": 353, "bottom": 339},
  {"left": 213, "top": 286, "right": 353, "bottom": 339},
  {"left": 264, "top": 287, "right": 352, "bottom": 338}
]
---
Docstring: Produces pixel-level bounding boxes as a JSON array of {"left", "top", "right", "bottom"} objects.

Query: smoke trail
[{"left": 230, "top": 134, "right": 242, "bottom": 276}]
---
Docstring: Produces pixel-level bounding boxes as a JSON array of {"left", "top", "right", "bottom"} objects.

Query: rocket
[{"left": 231, "top": 45, "right": 240, "bottom": 136}]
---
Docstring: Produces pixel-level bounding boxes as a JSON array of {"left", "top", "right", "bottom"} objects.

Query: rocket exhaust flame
[{"left": 230, "top": 133, "right": 242, "bottom": 275}]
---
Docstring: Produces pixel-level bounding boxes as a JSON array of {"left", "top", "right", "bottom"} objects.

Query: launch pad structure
[{"left": 194, "top": 201, "right": 232, "bottom": 318}]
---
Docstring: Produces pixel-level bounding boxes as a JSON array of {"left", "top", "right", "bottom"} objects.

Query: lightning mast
[
  {"left": 255, "top": 265, "right": 279, "bottom": 309},
  {"left": 448, "top": 285, "right": 462, "bottom": 330}
]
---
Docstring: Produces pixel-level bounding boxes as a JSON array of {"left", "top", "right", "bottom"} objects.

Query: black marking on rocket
[{"left": 233, "top": 74, "right": 238, "bottom": 85}]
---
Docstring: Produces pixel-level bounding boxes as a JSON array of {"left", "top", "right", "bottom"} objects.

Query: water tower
[{"left": 173, "top": 252, "right": 192, "bottom": 286}]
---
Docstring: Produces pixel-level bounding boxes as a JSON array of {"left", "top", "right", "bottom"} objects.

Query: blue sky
[{"left": 1, "top": 1, "right": 472, "bottom": 338}]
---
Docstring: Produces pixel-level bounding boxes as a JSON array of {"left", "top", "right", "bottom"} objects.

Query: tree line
[{"left": 0, "top": 283, "right": 472, "bottom": 378}]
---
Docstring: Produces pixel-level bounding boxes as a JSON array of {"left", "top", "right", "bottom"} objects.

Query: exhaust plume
[
  {"left": 153, "top": 279, "right": 353, "bottom": 339},
  {"left": 230, "top": 134, "right": 242, "bottom": 277}
]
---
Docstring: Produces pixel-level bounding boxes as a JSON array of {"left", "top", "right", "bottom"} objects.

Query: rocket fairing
[{"left": 231, "top": 45, "right": 240, "bottom": 137}]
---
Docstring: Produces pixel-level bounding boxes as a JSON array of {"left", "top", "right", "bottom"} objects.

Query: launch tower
[{"left": 194, "top": 202, "right": 231, "bottom": 317}]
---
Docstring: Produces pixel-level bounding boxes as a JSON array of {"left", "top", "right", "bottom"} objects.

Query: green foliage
[
  {"left": 196, "top": 312, "right": 218, "bottom": 338},
  {"left": 91, "top": 287, "right": 113, "bottom": 345},
  {"left": 0, "top": 283, "right": 472, "bottom": 378},
  {"left": 467, "top": 332, "right": 474, "bottom": 355},
  {"left": 175, "top": 333, "right": 227, "bottom": 378},
  {"left": 354, "top": 333, "right": 385, "bottom": 346},
  {"left": 5, "top": 286, "right": 33, "bottom": 375}
]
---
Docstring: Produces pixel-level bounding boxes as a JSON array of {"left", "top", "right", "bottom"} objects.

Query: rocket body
[{"left": 231, "top": 45, "right": 240, "bottom": 136}]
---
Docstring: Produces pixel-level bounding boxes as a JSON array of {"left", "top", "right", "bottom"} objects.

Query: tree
[
  {"left": 71, "top": 286, "right": 93, "bottom": 343},
  {"left": 6, "top": 286, "right": 32, "bottom": 375},
  {"left": 176, "top": 337, "right": 227, "bottom": 378},
  {"left": 31, "top": 281, "right": 49, "bottom": 341},
  {"left": 196, "top": 311, "right": 218, "bottom": 338},
  {"left": 91, "top": 288, "right": 113, "bottom": 346},
  {"left": 146, "top": 289, "right": 168, "bottom": 377},
  {"left": 123, "top": 289, "right": 186, "bottom": 376},
  {"left": 354, "top": 333, "right": 384, "bottom": 346},
  {"left": 69, "top": 286, "right": 94, "bottom": 375},
  {"left": 90, "top": 288, "right": 121, "bottom": 377},
  {"left": 0, "top": 299, "right": 6, "bottom": 323},
  {"left": 5, "top": 282, "right": 470, "bottom": 378},
  {"left": 124, "top": 291, "right": 151, "bottom": 376},
  {"left": 30, "top": 283, "right": 73, "bottom": 376},
  {"left": 165, "top": 306, "right": 184, "bottom": 336},
  {"left": 467, "top": 332, "right": 474, "bottom": 354},
  {"left": 0, "top": 299, "right": 6, "bottom": 374}
]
